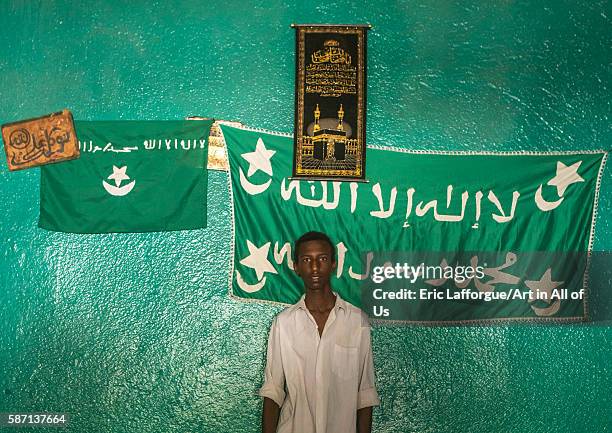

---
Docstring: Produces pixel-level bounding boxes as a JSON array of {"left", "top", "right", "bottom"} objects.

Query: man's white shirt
[{"left": 259, "top": 293, "right": 380, "bottom": 433}]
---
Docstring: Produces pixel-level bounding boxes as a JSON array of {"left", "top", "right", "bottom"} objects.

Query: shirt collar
[{"left": 293, "top": 291, "right": 347, "bottom": 313}]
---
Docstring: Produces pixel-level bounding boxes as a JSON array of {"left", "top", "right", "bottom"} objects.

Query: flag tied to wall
[
  {"left": 221, "top": 124, "right": 607, "bottom": 324},
  {"left": 39, "top": 120, "right": 214, "bottom": 233}
]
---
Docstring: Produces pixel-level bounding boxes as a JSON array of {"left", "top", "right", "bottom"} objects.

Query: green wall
[{"left": 1, "top": 1, "right": 611, "bottom": 432}]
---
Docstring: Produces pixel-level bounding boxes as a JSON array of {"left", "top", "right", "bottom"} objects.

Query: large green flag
[
  {"left": 39, "top": 120, "right": 213, "bottom": 233},
  {"left": 221, "top": 124, "right": 607, "bottom": 324}
]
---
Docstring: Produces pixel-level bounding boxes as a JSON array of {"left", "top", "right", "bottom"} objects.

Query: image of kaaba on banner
[{"left": 292, "top": 24, "right": 369, "bottom": 180}]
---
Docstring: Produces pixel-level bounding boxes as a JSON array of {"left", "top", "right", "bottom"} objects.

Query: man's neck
[{"left": 304, "top": 288, "right": 336, "bottom": 313}]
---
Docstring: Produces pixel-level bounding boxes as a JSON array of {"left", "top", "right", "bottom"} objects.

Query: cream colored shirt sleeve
[
  {"left": 259, "top": 317, "right": 286, "bottom": 407},
  {"left": 357, "top": 322, "right": 381, "bottom": 410}
]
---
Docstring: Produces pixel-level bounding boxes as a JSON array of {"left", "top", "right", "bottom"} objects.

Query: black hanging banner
[{"left": 292, "top": 24, "right": 370, "bottom": 180}]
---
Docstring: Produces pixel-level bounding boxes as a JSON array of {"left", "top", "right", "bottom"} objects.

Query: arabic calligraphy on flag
[
  {"left": 222, "top": 124, "right": 607, "bottom": 323},
  {"left": 39, "top": 120, "right": 213, "bottom": 233}
]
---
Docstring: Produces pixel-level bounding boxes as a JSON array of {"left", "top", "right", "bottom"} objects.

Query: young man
[{"left": 259, "top": 231, "right": 380, "bottom": 433}]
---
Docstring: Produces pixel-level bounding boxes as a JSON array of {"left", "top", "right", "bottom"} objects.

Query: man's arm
[
  {"left": 259, "top": 317, "right": 285, "bottom": 433},
  {"left": 357, "top": 406, "right": 373, "bottom": 433},
  {"left": 356, "top": 316, "right": 380, "bottom": 432},
  {"left": 262, "top": 397, "right": 280, "bottom": 433}
]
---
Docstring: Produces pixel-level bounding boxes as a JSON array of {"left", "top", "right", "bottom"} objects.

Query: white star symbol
[
  {"left": 547, "top": 161, "right": 584, "bottom": 196},
  {"left": 525, "top": 268, "right": 563, "bottom": 304},
  {"left": 241, "top": 138, "right": 276, "bottom": 177},
  {"left": 239, "top": 240, "right": 278, "bottom": 281},
  {"left": 107, "top": 165, "right": 131, "bottom": 187}
]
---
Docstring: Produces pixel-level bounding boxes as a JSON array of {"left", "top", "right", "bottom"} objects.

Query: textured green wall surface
[{"left": 1, "top": 1, "right": 611, "bottom": 432}]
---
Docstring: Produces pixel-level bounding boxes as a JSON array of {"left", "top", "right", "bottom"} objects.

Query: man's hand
[
  {"left": 357, "top": 406, "right": 373, "bottom": 433},
  {"left": 262, "top": 397, "right": 280, "bottom": 433}
]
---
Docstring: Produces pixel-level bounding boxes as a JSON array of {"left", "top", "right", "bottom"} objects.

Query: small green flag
[{"left": 39, "top": 120, "right": 214, "bottom": 233}]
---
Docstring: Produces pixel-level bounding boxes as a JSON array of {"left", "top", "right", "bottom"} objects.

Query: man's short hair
[{"left": 294, "top": 231, "right": 336, "bottom": 262}]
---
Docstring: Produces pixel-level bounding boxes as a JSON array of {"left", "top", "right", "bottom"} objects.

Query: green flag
[
  {"left": 221, "top": 124, "right": 607, "bottom": 324},
  {"left": 39, "top": 120, "right": 213, "bottom": 233}
]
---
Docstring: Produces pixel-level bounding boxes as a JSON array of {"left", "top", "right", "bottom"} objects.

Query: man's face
[{"left": 294, "top": 240, "right": 337, "bottom": 292}]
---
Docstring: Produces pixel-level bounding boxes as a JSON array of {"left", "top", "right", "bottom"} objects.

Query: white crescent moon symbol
[
  {"left": 239, "top": 168, "right": 272, "bottom": 195},
  {"left": 235, "top": 269, "right": 266, "bottom": 293},
  {"left": 102, "top": 180, "right": 136, "bottom": 196},
  {"left": 531, "top": 298, "right": 561, "bottom": 316},
  {"left": 534, "top": 184, "right": 564, "bottom": 211}
]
